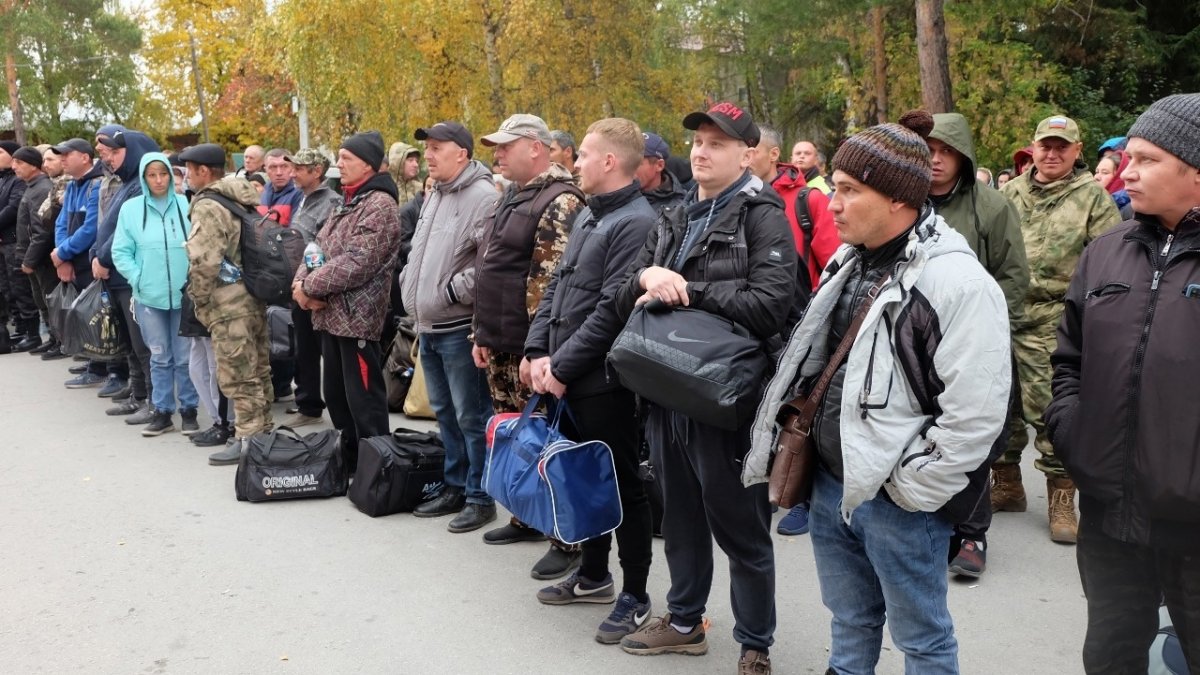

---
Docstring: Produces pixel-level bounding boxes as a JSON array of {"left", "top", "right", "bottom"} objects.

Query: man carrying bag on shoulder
[{"left": 611, "top": 102, "right": 796, "bottom": 675}]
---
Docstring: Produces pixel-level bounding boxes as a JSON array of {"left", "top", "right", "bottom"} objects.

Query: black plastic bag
[
  {"left": 47, "top": 282, "right": 79, "bottom": 353},
  {"left": 67, "top": 280, "right": 128, "bottom": 361}
]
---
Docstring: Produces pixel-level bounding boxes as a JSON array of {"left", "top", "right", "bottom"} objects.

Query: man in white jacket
[{"left": 746, "top": 111, "right": 1011, "bottom": 675}]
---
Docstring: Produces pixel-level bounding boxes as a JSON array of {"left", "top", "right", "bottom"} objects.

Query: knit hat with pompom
[{"left": 832, "top": 110, "right": 935, "bottom": 209}]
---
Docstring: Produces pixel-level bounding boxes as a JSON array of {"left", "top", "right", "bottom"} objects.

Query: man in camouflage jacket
[
  {"left": 997, "top": 115, "right": 1120, "bottom": 543},
  {"left": 180, "top": 144, "right": 273, "bottom": 466}
]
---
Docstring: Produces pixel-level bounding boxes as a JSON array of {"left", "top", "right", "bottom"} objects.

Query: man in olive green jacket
[
  {"left": 927, "top": 112, "right": 1029, "bottom": 577},
  {"left": 997, "top": 115, "right": 1120, "bottom": 544}
]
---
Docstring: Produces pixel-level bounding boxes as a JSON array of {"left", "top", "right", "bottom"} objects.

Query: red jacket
[{"left": 771, "top": 163, "right": 838, "bottom": 290}]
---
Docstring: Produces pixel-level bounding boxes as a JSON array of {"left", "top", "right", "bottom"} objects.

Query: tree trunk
[
  {"left": 871, "top": 5, "right": 888, "bottom": 124},
  {"left": 915, "top": 0, "right": 953, "bottom": 113},
  {"left": 4, "top": 50, "right": 24, "bottom": 144},
  {"left": 480, "top": 0, "right": 506, "bottom": 122}
]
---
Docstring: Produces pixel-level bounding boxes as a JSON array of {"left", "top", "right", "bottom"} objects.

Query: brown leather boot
[
  {"left": 990, "top": 464, "right": 1027, "bottom": 512},
  {"left": 1048, "top": 477, "right": 1079, "bottom": 544}
]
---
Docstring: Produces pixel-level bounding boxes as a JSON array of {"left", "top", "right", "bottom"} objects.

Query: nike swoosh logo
[
  {"left": 667, "top": 330, "right": 706, "bottom": 344},
  {"left": 634, "top": 609, "right": 650, "bottom": 625},
  {"left": 573, "top": 583, "right": 608, "bottom": 596}
]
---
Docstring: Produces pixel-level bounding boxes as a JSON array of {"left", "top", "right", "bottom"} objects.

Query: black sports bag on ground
[
  {"left": 349, "top": 429, "right": 446, "bottom": 517},
  {"left": 235, "top": 427, "right": 346, "bottom": 502}
]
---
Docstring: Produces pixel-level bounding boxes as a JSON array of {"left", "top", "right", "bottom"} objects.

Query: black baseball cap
[
  {"left": 49, "top": 138, "right": 96, "bottom": 157},
  {"left": 415, "top": 121, "right": 474, "bottom": 158},
  {"left": 682, "top": 102, "right": 760, "bottom": 147},
  {"left": 642, "top": 132, "right": 670, "bottom": 160},
  {"left": 177, "top": 143, "right": 226, "bottom": 168}
]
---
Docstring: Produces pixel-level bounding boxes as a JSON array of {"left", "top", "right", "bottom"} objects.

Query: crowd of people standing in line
[{"left": 0, "top": 89, "right": 1197, "bottom": 675}]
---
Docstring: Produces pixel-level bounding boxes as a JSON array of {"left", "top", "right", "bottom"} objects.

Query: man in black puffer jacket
[
  {"left": 1045, "top": 93, "right": 1200, "bottom": 674},
  {"left": 523, "top": 118, "right": 657, "bottom": 645},
  {"left": 612, "top": 102, "right": 796, "bottom": 674}
]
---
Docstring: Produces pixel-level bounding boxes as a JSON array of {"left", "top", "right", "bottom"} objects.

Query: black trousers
[
  {"left": 556, "top": 389, "right": 653, "bottom": 599},
  {"left": 291, "top": 305, "right": 324, "bottom": 417},
  {"left": 110, "top": 286, "right": 151, "bottom": 401},
  {"left": 644, "top": 405, "right": 776, "bottom": 651},
  {"left": 0, "top": 242, "right": 37, "bottom": 330},
  {"left": 1077, "top": 497, "right": 1199, "bottom": 674},
  {"left": 320, "top": 332, "right": 390, "bottom": 473}
]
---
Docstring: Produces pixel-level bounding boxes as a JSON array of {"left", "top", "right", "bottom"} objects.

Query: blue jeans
[
  {"left": 810, "top": 468, "right": 958, "bottom": 674},
  {"left": 134, "top": 303, "right": 199, "bottom": 414},
  {"left": 418, "top": 329, "right": 494, "bottom": 504}
]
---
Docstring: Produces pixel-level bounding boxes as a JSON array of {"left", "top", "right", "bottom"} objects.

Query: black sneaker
[
  {"left": 106, "top": 397, "right": 142, "bottom": 416},
  {"left": 483, "top": 521, "right": 548, "bottom": 545},
  {"left": 949, "top": 539, "right": 986, "bottom": 578},
  {"left": 97, "top": 375, "right": 128, "bottom": 398},
  {"left": 141, "top": 410, "right": 175, "bottom": 437},
  {"left": 192, "top": 423, "right": 232, "bottom": 447},
  {"left": 30, "top": 338, "right": 55, "bottom": 354},
  {"left": 40, "top": 344, "right": 67, "bottom": 360},
  {"left": 531, "top": 545, "right": 582, "bottom": 580},
  {"left": 68, "top": 363, "right": 88, "bottom": 375},
  {"left": 180, "top": 408, "right": 200, "bottom": 435},
  {"left": 125, "top": 402, "right": 156, "bottom": 425},
  {"left": 596, "top": 592, "right": 653, "bottom": 644}
]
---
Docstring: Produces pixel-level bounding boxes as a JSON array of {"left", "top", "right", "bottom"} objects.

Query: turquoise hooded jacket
[{"left": 111, "top": 152, "right": 192, "bottom": 310}]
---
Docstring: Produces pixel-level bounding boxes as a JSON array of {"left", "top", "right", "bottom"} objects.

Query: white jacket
[{"left": 744, "top": 211, "right": 1011, "bottom": 522}]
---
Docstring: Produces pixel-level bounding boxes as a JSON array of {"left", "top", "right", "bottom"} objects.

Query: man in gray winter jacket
[{"left": 399, "top": 121, "right": 498, "bottom": 533}]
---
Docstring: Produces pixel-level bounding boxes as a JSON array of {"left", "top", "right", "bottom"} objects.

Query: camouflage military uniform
[
  {"left": 185, "top": 177, "right": 273, "bottom": 439},
  {"left": 484, "top": 164, "right": 584, "bottom": 412},
  {"left": 999, "top": 166, "right": 1120, "bottom": 476}
]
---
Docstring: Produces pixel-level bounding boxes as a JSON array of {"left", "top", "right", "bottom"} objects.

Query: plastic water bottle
[
  {"left": 218, "top": 258, "right": 242, "bottom": 284},
  {"left": 304, "top": 242, "right": 326, "bottom": 270}
]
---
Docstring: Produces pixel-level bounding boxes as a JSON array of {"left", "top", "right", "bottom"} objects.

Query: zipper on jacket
[{"left": 165, "top": 210, "right": 175, "bottom": 311}]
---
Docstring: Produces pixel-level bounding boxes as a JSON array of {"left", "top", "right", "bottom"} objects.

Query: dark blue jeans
[{"left": 418, "top": 328, "right": 493, "bottom": 505}]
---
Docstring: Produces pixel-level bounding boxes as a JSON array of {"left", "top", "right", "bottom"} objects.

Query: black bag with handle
[
  {"left": 349, "top": 428, "right": 446, "bottom": 517},
  {"left": 235, "top": 427, "right": 346, "bottom": 502}
]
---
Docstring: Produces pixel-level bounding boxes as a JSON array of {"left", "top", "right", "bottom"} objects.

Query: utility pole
[
  {"left": 293, "top": 95, "right": 309, "bottom": 149},
  {"left": 186, "top": 22, "right": 210, "bottom": 142},
  {"left": 2, "top": 0, "right": 27, "bottom": 144}
]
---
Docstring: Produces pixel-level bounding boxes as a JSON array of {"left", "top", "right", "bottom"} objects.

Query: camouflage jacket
[
  {"left": 473, "top": 163, "right": 585, "bottom": 354},
  {"left": 185, "top": 177, "right": 265, "bottom": 327},
  {"left": 397, "top": 179, "right": 422, "bottom": 206},
  {"left": 1001, "top": 165, "right": 1120, "bottom": 329}
]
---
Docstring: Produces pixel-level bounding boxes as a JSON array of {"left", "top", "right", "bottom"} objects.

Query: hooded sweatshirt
[
  {"left": 926, "top": 113, "right": 1029, "bottom": 326},
  {"left": 92, "top": 131, "right": 161, "bottom": 290},
  {"left": 258, "top": 179, "right": 302, "bottom": 226},
  {"left": 111, "top": 153, "right": 192, "bottom": 310},
  {"left": 389, "top": 142, "right": 423, "bottom": 204}
]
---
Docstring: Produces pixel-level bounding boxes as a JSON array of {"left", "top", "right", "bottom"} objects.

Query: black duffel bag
[
  {"left": 349, "top": 428, "right": 446, "bottom": 517},
  {"left": 235, "top": 427, "right": 346, "bottom": 502},
  {"left": 608, "top": 303, "right": 769, "bottom": 431}
]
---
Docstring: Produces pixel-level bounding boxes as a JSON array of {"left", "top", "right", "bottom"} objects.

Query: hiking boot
[
  {"left": 97, "top": 375, "right": 128, "bottom": 398},
  {"left": 105, "top": 396, "right": 142, "bottom": 416},
  {"left": 180, "top": 408, "right": 200, "bottom": 435},
  {"left": 990, "top": 464, "right": 1027, "bottom": 512},
  {"left": 738, "top": 649, "right": 772, "bottom": 674},
  {"left": 141, "top": 410, "right": 175, "bottom": 437},
  {"left": 208, "top": 437, "right": 244, "bottom": 466},
  {"left": 192, "top": 423, "right": 232, "bottom": 447},
  {"left": 279, "top": 412, "right": 322, "bottom": 429},
  {"left": 447, "top": 502, "right": 497, "bottom": 533},
  {"left": 412, "top": 487, "right": 465, "bottom": 518},
  {"left": 531, "top": 544, "right": 582, "bottom": 580},
  {"left": 483, "top": 520, "right": 548, "bottom": 545},
  {"left": 13, "top": 334, "right": 42, "bottom": 353},
  {"left": 40, "top": 344, "right": 67, "bottom": 360},
  {"left": 537, "top": 571, "right": 615, "bottom": 605},
  {"left": 596, "top": 592, "right": 652, "bottom": 644},
  {"left": 1048, "top": 477, "right": 1078, "bottom": 544},
  {"left": 30, "top": 337, "right": 55, "bottom": 354},
  {"left": 949, "top": 539, "right": 986, "bottom": 578},
  {"left": 777, "top": 503, "right": 810, "bottom": 535},
  {"left": 65, "top": 372, "right": 105, "bottom": 388},
  {"left": 68, "top": 363, "right": 88, "bottom": 375},
  {"left": 125, "top": 402, "right": 156, "bottom": 425},
  {"left": 620, "top": 613, "right": 708, "bottom": 656}
]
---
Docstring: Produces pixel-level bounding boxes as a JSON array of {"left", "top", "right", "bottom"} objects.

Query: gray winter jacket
[{"left": 400, "top": 160, "right": 496, "bottom": 333}]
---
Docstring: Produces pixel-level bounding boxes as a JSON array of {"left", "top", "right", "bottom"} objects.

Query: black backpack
[
  {"left": 197, "top": 193, "right": 305, "bottom": 306},
  {"left": 793, "top": 187, "right": 815, "bottom": 299}
]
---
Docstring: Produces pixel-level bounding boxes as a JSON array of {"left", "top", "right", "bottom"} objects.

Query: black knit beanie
[
  {"left": 1127, "top": 93, "right": 1200, "bottom": 170},
  {"left": 0, "top": 140, "right": 20, "bottom": 157},
  {"left": 12, "top": 146, "right": 43, "bottom": 169},
  {"left": 832, "top": 110, "right": 935, "bottom": 209},
  {"left": 341, "top": 131, "right": 386, "bottom": 172}
]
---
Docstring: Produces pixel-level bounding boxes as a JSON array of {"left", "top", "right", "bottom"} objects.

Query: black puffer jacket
[
  {"left": 613, "top": 175, "right": 797, "bottom": 344},
  {"left": 1046, "top": 212, "right": 1200, "bottom": 551},
  {"left": 0, "top": 168, "right": 27, "bottom": 244},
  {"left": 525, "top": 183, "right": 655, "bottom": 399}
]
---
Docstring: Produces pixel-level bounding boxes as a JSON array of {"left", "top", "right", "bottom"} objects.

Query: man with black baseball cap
[
  {"left": 612, "top": 102, "right": 795, "bottom": 673},
  {"left": 12, "top": 146, "right": 53, "bottom": 352},
  {"left": 637, "top": 131, "right": 686, "bottom": 213},
  {"left": 403, "top": 120, "right": 498, "bottom": 534}
]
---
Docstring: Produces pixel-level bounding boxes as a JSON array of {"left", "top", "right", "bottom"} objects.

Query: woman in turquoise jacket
[{"left": 112, "top": 152, "right": 198, "bottom": 436}]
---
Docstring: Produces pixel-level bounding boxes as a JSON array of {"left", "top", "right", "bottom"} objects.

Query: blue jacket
[
  {"left": 259, "top": 180, "right": 303, "bottom": 225},
  {"left": 54, "top": 162, "right": 105, "bottom": 262},
  {"left": 111, "top": 152, "right": 191, "bottom": 310},
  {"left": 92, "top": 131, "right": 160, "bottom": 290}
]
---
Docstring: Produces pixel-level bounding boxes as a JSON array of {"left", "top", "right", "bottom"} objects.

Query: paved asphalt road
[{"left": 0, "top": 352, "right": 1086, "bottom": 674}]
